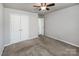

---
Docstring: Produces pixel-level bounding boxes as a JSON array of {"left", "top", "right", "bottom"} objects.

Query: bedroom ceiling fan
[{"left": 33, "top": 3, "right": 55, "bottom": 11}]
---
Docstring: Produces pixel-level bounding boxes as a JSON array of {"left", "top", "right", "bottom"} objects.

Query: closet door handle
[{"left": 19, "top": 29, "right": 22, "bottom": 31}]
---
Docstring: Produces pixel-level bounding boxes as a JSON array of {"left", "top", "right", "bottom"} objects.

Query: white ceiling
[{"left": 3, "top": 3, "right": 78, "bottom": 15}]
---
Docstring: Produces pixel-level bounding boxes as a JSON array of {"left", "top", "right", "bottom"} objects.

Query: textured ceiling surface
[{"left": 3, "top": 3, "right": 78, "bottom": 15}]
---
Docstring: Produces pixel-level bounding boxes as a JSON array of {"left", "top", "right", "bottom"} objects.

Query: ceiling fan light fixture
[
  {"left": 33, "top": 3, "right": 55, "bottom": 11},
  {"left": 41, "top": 6, "right": 46, "bottom": 10}
]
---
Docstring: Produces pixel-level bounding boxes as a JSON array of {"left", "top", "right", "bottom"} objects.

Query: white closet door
[
  {"left": 10, "top": 13, "right": 21, "bottom": 44},
  {"left": 38, "top": 18, "right": 44, "bottom": 35},
  {"left": 21, "top": 14, "right": 29, "bottom": 40}
]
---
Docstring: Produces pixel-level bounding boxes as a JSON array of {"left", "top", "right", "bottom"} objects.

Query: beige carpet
[{"left": 2, "top": 36, "right": 79, "bottom": 56}]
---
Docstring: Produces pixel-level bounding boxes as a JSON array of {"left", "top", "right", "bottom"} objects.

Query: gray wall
[
  {"left": 45, "top": 5, "right": 79, "bottom": 47},
  {"left": 0, "top": 3, "right": 4, "bottom": 55}
]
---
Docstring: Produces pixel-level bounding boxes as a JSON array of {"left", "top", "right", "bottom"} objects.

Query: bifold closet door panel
[
  {"left": 10, "top": 13, "right": 30, "bottom": 44},
  {"left": 38, "top": 18, "right": 44, "bottom": 35},
  {"left": 20, "top": 14, "right": 29, "bottom": 41},
  {"left": 10, "top": 13, "right": 21, "bottom": 44}
]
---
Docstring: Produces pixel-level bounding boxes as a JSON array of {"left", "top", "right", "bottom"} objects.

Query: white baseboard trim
[
  {"left": 46, "top": 35, "right": 79, "bottom": 48},
  {"left": 4, "top": 36, "right": 38, "bottom": 47},
  {"left": 0, "top": 47, "right": 4, "bottom": 56}
]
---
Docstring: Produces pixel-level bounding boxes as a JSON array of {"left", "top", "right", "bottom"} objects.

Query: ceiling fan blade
[
  {"left": 39, "top": 8, "right": 41, "bottom": 11},
  {"left": 46, "top": 8, "right": 50, "bottom": 10},
  {"left": 41, "top": 3, "right": 43, "bottom": 6},
  {"left": 33, "top": 5, "right": 40, "bottom": 7},
  {"left": 47, "top": 3, "right": 55, "bottom": 7}
]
